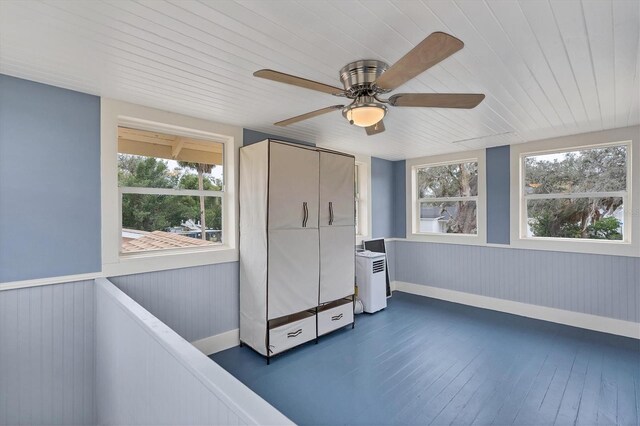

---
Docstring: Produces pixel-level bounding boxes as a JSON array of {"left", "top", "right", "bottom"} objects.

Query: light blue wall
[
  {"left": 0, "top": 280, "right": 96, "bottom": 425},
  {"left": 371, "top": 157, "right": 394, "bottom": 238},
  {"left": 486, "top": 145, "right": 510, "bottom": 244},
  {"left": 109, "top": 262, "right": 239, "bottom": 342},
  {"left": 0, "top": 74, "right": 101, "bottom": 283},
  {"left": 371, "top": 157, "right": 406, "bottom": 238},
  {"left": 392, "top": 160, "right": 406, "bottom": 238},
  {"left": 243, "top": 129, "right": 313, "bottom": 147}
]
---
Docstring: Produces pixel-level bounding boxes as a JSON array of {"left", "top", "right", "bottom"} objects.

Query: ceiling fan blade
[
  {"left": 374, "top": 32, "right": 464, "bottom": 91},
  {"left": 389, "top": 93, "right": 485, "bottom": 109},
  {"left": 254, "top": 69, "right": 345, "bottom": 95},
  {"left": 365, "top": 120, "right": 386, "bottom": 136},
  {"left": 274, "top": 105, "right": 344, "bottom": 126}
]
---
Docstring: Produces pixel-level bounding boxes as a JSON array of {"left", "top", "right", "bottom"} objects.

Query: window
[
  {"left": 414, "top": 161, "right": 479, "bottom": 235},
  {"left": 521, "top": 142, "right": 629, "bottom": 241},
  {"left": 511, "top": 126, "right": 639, "bottom": 257},
  {"left": 407, "top": 150, "right": 486, "bottom": 244},
  {"left": 101, "top": 99, "right": 240, "bottom": 276},
  {"left": 118, "top": 127, "right": 224, "bottom": 254}
]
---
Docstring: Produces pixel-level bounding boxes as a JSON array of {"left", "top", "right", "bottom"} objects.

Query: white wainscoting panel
[
  {"left": 109, "top": 261, "right": 239, "bottom": 342},
  {"left": 392, "top": 241, "right": 640, "bottom": 323},
  {"left": 0, "top": 280, "right": 95, "bottom": 425},
  {"left": 394, "top": 240, "right": 640, "bottom": 323}
]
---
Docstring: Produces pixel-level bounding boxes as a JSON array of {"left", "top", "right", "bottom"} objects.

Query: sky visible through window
[{"left": 528, "top": 152, "right": 569, "bottom": 163}]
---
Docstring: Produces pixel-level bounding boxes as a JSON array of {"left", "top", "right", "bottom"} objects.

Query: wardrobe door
[
  {"left": 268, "top": 142, "right": 319, "bottom": 230},
  {"left": 268, "top": 229, "right": 319, "bottom": 319},
  {"left": 319, "top": 226, "right": 355, "bottom": 303},
  {"left": 319, "top": 152, "right": 355, "bottom": 227},
  {"left": 319, "top": 151, "right": 355, "bottom": 303}
]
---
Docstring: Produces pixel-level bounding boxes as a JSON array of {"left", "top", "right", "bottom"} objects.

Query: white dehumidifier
[{"left": 355, "top": 251, "right": 387, "bottom": 313}]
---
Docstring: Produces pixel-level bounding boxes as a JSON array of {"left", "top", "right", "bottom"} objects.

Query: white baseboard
[
  {"left": 393, "top": 281, "right": 640, "bottom": 339},
  {"left": 191, "top": 329, "right": 240, "bottom": 356}
]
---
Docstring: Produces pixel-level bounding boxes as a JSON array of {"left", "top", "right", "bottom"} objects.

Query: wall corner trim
[
  {"left": 392, "top": 281, "right": 640, "bottom": 340},
  {"left": 191, "top": 329, "right": 240, "bottom": 356}
]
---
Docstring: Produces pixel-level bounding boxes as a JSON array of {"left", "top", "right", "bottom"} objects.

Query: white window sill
[
  {"left": 103, "top": 245, "right": 238, "bottom": 277},
  {"left": 510, "top": 237, "right": 639, "bottom": 257},
  {"left": 394, "top": 235, "right": 639, "bottom": 258}
]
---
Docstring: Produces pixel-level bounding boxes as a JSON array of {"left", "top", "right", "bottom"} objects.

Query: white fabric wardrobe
[{"left": 239, "top": 139, "right": 355, "bottom": 361}]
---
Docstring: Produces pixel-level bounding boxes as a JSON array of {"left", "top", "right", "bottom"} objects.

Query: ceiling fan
[{"left": 253, "top": 32, "right": 485, "bottom": 136}]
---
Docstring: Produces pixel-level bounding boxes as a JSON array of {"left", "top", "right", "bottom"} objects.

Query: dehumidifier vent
[{"left": 372, "top": 259, "right": 385, "bottom": 273}]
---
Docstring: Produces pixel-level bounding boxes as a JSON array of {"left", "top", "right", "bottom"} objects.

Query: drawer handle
[
  {"left": 302, "top": 202, "right": 308, "bottom": 228},
  {"left": 331, "top": 313, "right": 343, "bottom": 321},
  {"left": 287, "top": 329, "right": 302, "bottom": 338},
  {"left": 329, "top": 201, "right": 334, "bottom": 225}
]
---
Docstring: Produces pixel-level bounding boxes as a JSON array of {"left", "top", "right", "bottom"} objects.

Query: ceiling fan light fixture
[{"left": 342, "top": 101, "right": 387, "bottom": 127}]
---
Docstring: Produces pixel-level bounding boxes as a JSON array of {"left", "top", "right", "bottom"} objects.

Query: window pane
[
  {"left": 416, "top": 162, "right": 478, "bottom": 198},
  {"left": 419, "top": 201, "right": 477, "bottom": 234},
  {"left": 526, "top": 197, "right": 623, "bottom": 240},
  {"left": 118, "top": 126, "right": 224, "bottom": 190},
  {"left": 121, "top": 194, "right": 222, "bottom": 253},
  {"left": 524, "top": 145, "right": 626, "bottom": 195}
]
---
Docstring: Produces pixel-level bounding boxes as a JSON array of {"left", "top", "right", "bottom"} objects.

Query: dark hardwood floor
[{"left": 212, "top": 292, "right": 639, "bottom": 425}]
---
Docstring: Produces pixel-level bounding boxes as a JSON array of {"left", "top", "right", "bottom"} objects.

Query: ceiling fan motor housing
[{"left": 339, "top": 60, "right": 390, "bottom": 98}]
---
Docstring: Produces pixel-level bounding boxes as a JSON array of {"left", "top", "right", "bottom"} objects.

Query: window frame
[
  {"left": 355, "top": 163, "right": 361, "bottom": 233},
  {"left": 510, "top": 127, "right": 638, "bottom": 257},
  {"left": 406, "top": 149, "right": 487, "bottom": 245},
  {"left": 354, "top": 155, "right": 372, "bottom": 244},
  {"left": 101, "top": 99, "right": 242, "bottom": 276}
]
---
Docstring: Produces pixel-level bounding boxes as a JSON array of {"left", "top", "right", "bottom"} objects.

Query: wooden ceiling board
[{"left": 1, "top": 0, "right": 637, "bottom": 160}]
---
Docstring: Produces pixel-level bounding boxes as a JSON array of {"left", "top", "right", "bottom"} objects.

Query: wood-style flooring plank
[{"left": 211, "top": 292, "right": 639, "bottom": 426}]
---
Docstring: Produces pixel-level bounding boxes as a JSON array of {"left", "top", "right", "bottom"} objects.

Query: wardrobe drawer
[
  {"left": 269, "top": 315, "right": 316, "bottom": 355},
  {"left": 318, "top": 302, "right": 353, "bottom": 336}
]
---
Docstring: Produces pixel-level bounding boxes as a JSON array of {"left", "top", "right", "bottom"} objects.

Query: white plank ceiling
[{"left": 1, "top": 0, "right": 638, "bottom": 160}]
